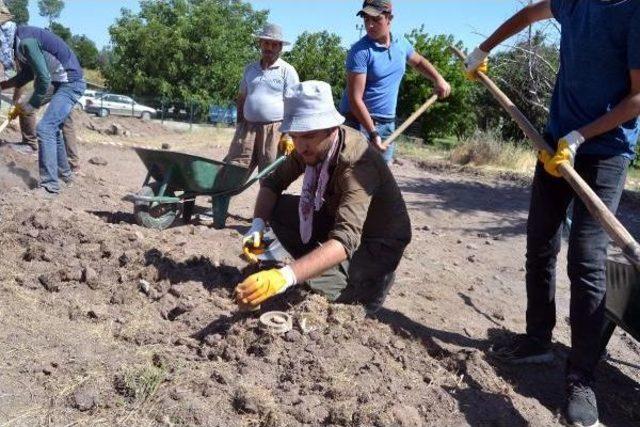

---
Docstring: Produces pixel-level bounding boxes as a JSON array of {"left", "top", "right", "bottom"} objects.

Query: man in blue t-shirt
[
  {"left": 466, "top": 1, "right": 640, "bottom": 426},
  {"left": 339, "top": 0, "right": 451, "bottom": 164}
]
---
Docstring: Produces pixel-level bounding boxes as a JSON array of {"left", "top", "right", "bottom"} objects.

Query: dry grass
[{"left": 450, "top": 130, "right": 536, "bottom": 172}]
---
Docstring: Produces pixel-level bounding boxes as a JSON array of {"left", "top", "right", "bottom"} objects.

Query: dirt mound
[
  {"left": 0, "top": 138, "right": 638, "bottom": 426},
  {"left": 0, "top": 190, "right": 514, "bottom": 425}
]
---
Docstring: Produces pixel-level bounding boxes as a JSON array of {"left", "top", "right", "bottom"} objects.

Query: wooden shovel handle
[
  {"left": 450, "top": 46, "right": 640, "bottom": 266},
  {"left": 381, "top": 94, "right": 439, "bottom": 150}
]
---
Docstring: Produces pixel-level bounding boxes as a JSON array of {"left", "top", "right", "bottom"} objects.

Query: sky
[{"left": 24, "top": 0, "right": 529, "bottom": 51}]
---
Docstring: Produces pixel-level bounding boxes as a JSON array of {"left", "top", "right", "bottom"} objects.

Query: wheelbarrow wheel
[{"left": 134, "top": 185, "right": 180, "bottom": 230}]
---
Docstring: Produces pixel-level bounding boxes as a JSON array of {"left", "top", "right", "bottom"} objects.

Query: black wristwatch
[{"left": 368, "top": 130, "right": 380, "bottom": 141}]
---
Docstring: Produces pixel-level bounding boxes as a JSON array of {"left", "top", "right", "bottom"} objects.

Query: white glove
[
  {"left": 243, "top": 218, "right": 266, "bottom": 248},
  {"left": 562, "top": 130, "right": 585, "bottom": 158},
  {"left": 464, "top": 47, "right": 489, "bottom": 73}
]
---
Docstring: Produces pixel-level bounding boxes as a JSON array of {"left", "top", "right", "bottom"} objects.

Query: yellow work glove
[
  {"left": 242, "top": 243, "right": 267, "bottom": 264},
  {"left": 7, "top": 103, "right": 32, "bottom": 121},
  {"left": 464, "top": 47, "right": 489, "bottom": 80},
  {"left": 541, "top": 131, "right": 585, "bottom": 178},
  {"left": 235, "top": 266, "right": 296, "bottom": 307},
  {"left": 278, "top": 135, "right": 295, "bottom": 156}
]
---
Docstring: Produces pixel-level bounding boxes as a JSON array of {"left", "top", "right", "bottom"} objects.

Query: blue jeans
[
  {"left": 345, "top": 118, "right": 396, "bottom": 164},
  {"left": 37, "top": 80, "right": 86, "bottom": 192},
  {"left": 525, "top": 151, "right": 629, "bottom": 382}
]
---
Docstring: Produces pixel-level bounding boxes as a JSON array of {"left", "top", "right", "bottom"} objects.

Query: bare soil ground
[{"left": 0, "top": 115, "right": 638, "bottom": 426}]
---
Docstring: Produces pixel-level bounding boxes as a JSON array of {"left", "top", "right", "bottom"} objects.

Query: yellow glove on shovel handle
[
  {"left": 466, "top": 58, "right": 488, "bottom": 81},
  {"left": 8, "top": 104, "right": 23, "bottom": 121}
]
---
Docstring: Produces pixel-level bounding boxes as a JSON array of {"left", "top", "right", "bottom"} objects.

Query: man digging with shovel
[
  {"left": 466, "top": 1, "right": 640, "bottom": 426},
  {"left": 339, "top": 0, "right": 451, "bottom": 164},
  {"left": 235, "top": 81, "right": 411, "bottom": 313}
]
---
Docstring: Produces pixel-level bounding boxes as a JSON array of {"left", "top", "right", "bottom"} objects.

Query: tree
[
  {"left": 476, "top": 30, "right": 559, "bottom": 141},
  {"left": 71, "top": 35, "right": 99, "bottom": 69},
  {"left": 284, "top": 31, "right": 346, "bottom": 103},
  {"left": 49, "top": 22, "right": 71, "bottom": 43},
  {"left": 398, "top": 28, "right": 477, "bottom": 143},
  {"left": 6, "top": 0, "right": 29, "bottom": 24},
  {"left": 38, "top": 0, "right": 64, "bottom": 28},
  {"left": 105, "top": 0, "right": 267, "bottom": 112}
]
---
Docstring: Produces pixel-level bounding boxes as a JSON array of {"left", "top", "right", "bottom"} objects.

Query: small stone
[
  {"left": 82, "top": 267, "right": 100, "bottom": 289},
  {"left": 466, "top": 244, "right": 478, "bottom": 250},
  {"left": 421, "top": 225, "right": 431, "bottom": 231},
  {"left": 88, "top": 156, "right": 108, "bottom": 166},
  {"left": 284, "top": 330, "right": 303, "bottom": 343},
  {"left": 139, "top": 280, "right": 151, "bottom": 295},
  {"left": 456, "top": 239, "right": 463, "bottom": 244},
  {"left": 485, "top": 240, "right": 493, "bottom": 246},
  {"left": 38, "top": 274, "right": 60, "bottom": 292},
  {"left": 72, "top": 383, "right": 98, "bottom": 412},
  {"left": 477, "top": 232, "right": 490, "bottom": 238},
  {"left": 392, "top": 340, "right": 406, "bottom": 350},
  {"left": 467, "top": 255, "right": 476, "bottom": 263}
]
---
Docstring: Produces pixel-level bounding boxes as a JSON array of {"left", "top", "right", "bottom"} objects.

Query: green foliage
[
  {"left": 50, "top": 21, "right": 71, "bottom": 43},
  {"left": 476, "top": 31, "right": 559, "bottom": 141},
  {"left": 105, "top": 0, "right": 267, "bottom": 109},
  {"left": 48, "top": 22, "right": 99, "bottom": 69},
  {"left": 6, "top": 0, "right": 29, "bottom": 24},
  {"left": 38, "top": 0, "right": 64, "bottom": 27},
  {"left": 284, "top": 31, "right": 346, "bottom": 103},
  {"left": 71, "top": 35, "right": 99, "bottom": 69},
  {"left": 398, "top": 27, "right": 477, "bottom": 143}
]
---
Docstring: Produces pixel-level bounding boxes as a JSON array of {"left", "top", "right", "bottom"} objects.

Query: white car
[
  {"left": 85, "top": 93, "right": 156, "bottom": 120},
  {"left": 77, "top": 89, "right": 103, "bottom": 110}
]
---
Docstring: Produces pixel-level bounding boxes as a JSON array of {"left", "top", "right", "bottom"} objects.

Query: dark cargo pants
[
  {"left": 525, "top": 152, "right": 629, "bottom": 382},
  {"left": 270, "top": 195, "right": 407, "bottom": 311}
]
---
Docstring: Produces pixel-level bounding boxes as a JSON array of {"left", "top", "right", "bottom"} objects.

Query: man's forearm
[
  {"left": 348, "top": 96, "right": 376, "bottom": 134},
  {"left": 578, "top": 93, "right": 640, "bottom": 141},
  {"left": 411, "top": 55, "right": 444, "bottom": 84},
  {"left": 253, "top": 186, "right": 278, "bottom": 222},
  {"left": 480, "top": 1, "right": 552, "bottom": 52},
  {"left": 236, "top": 94, "right": 245, "bottom": 122},
  {"left": 290, "top": 239, "right": 348, "bottom": 284}
]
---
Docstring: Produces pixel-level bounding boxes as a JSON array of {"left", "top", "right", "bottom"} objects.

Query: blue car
[{"left": 209, "top": 105, "right": 237, "bottom": 125}]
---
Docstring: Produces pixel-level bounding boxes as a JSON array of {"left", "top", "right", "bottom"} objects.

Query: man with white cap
[
  {"left": 339, "top": 0, "right": 451, "bottom": 164},
  {"left": 235, "top": 80, "right": 411, "bottom": 312},
  {"left": 224, "top": 22, "right": 299, "bottom": 174}
]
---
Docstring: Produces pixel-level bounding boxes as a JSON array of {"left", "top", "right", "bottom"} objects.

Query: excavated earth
[{"left": 0, "top": 116, "right": 639, "bottom": 426}]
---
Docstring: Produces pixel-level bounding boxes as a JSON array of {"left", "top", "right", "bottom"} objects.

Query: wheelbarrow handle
[{"left": 212, "top": 155, "right": 288, "bottom": 198}]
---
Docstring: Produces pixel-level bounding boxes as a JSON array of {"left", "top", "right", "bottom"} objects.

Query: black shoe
[
  {"left": 564, "top": 378, "right": 599, "bottom": 427},
  {"left": 489, "top": 334, "right": 554, "bottom": 364}
]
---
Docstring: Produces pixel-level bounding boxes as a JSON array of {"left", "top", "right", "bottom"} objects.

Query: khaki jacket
[{"left": 262, "top": 126, "right": 412, "bottom": 258}]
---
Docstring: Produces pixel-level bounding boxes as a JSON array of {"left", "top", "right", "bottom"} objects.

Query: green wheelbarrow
[
  {"left": 128, "top": 148, "right": 286, "bottom": 230},
  {"left": 599, "top": 253, "right": 640, "bottom": 354}
]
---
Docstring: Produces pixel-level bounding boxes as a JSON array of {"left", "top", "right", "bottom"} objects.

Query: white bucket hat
[
  {"left": 280, "top": 81, "right": 345, "bottom": 133},
  {"left": 254, "top": 23, "right": 290, "bottom": 46}
]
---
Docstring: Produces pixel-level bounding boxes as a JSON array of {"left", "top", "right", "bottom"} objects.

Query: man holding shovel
[
  {"left": 0, "top": 25, "right": 86, "bottom": 197},
  {"left": 236, "top": 81, "right": 411, "bottom": 313},
  {"left": 466, "top": 1, "right": 640, "bottom": 426},
  {"left": 339, "top": 0, "right": 451, "bottom": 164}
]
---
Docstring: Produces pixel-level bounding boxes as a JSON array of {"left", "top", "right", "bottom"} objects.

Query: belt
[{"left": 344, "top": 112, "right": 395, "bottom": 126}]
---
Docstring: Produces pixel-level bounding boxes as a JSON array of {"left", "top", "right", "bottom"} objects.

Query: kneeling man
[{"left": 235, "top": 81, "right": 412, "bottom": 312}]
